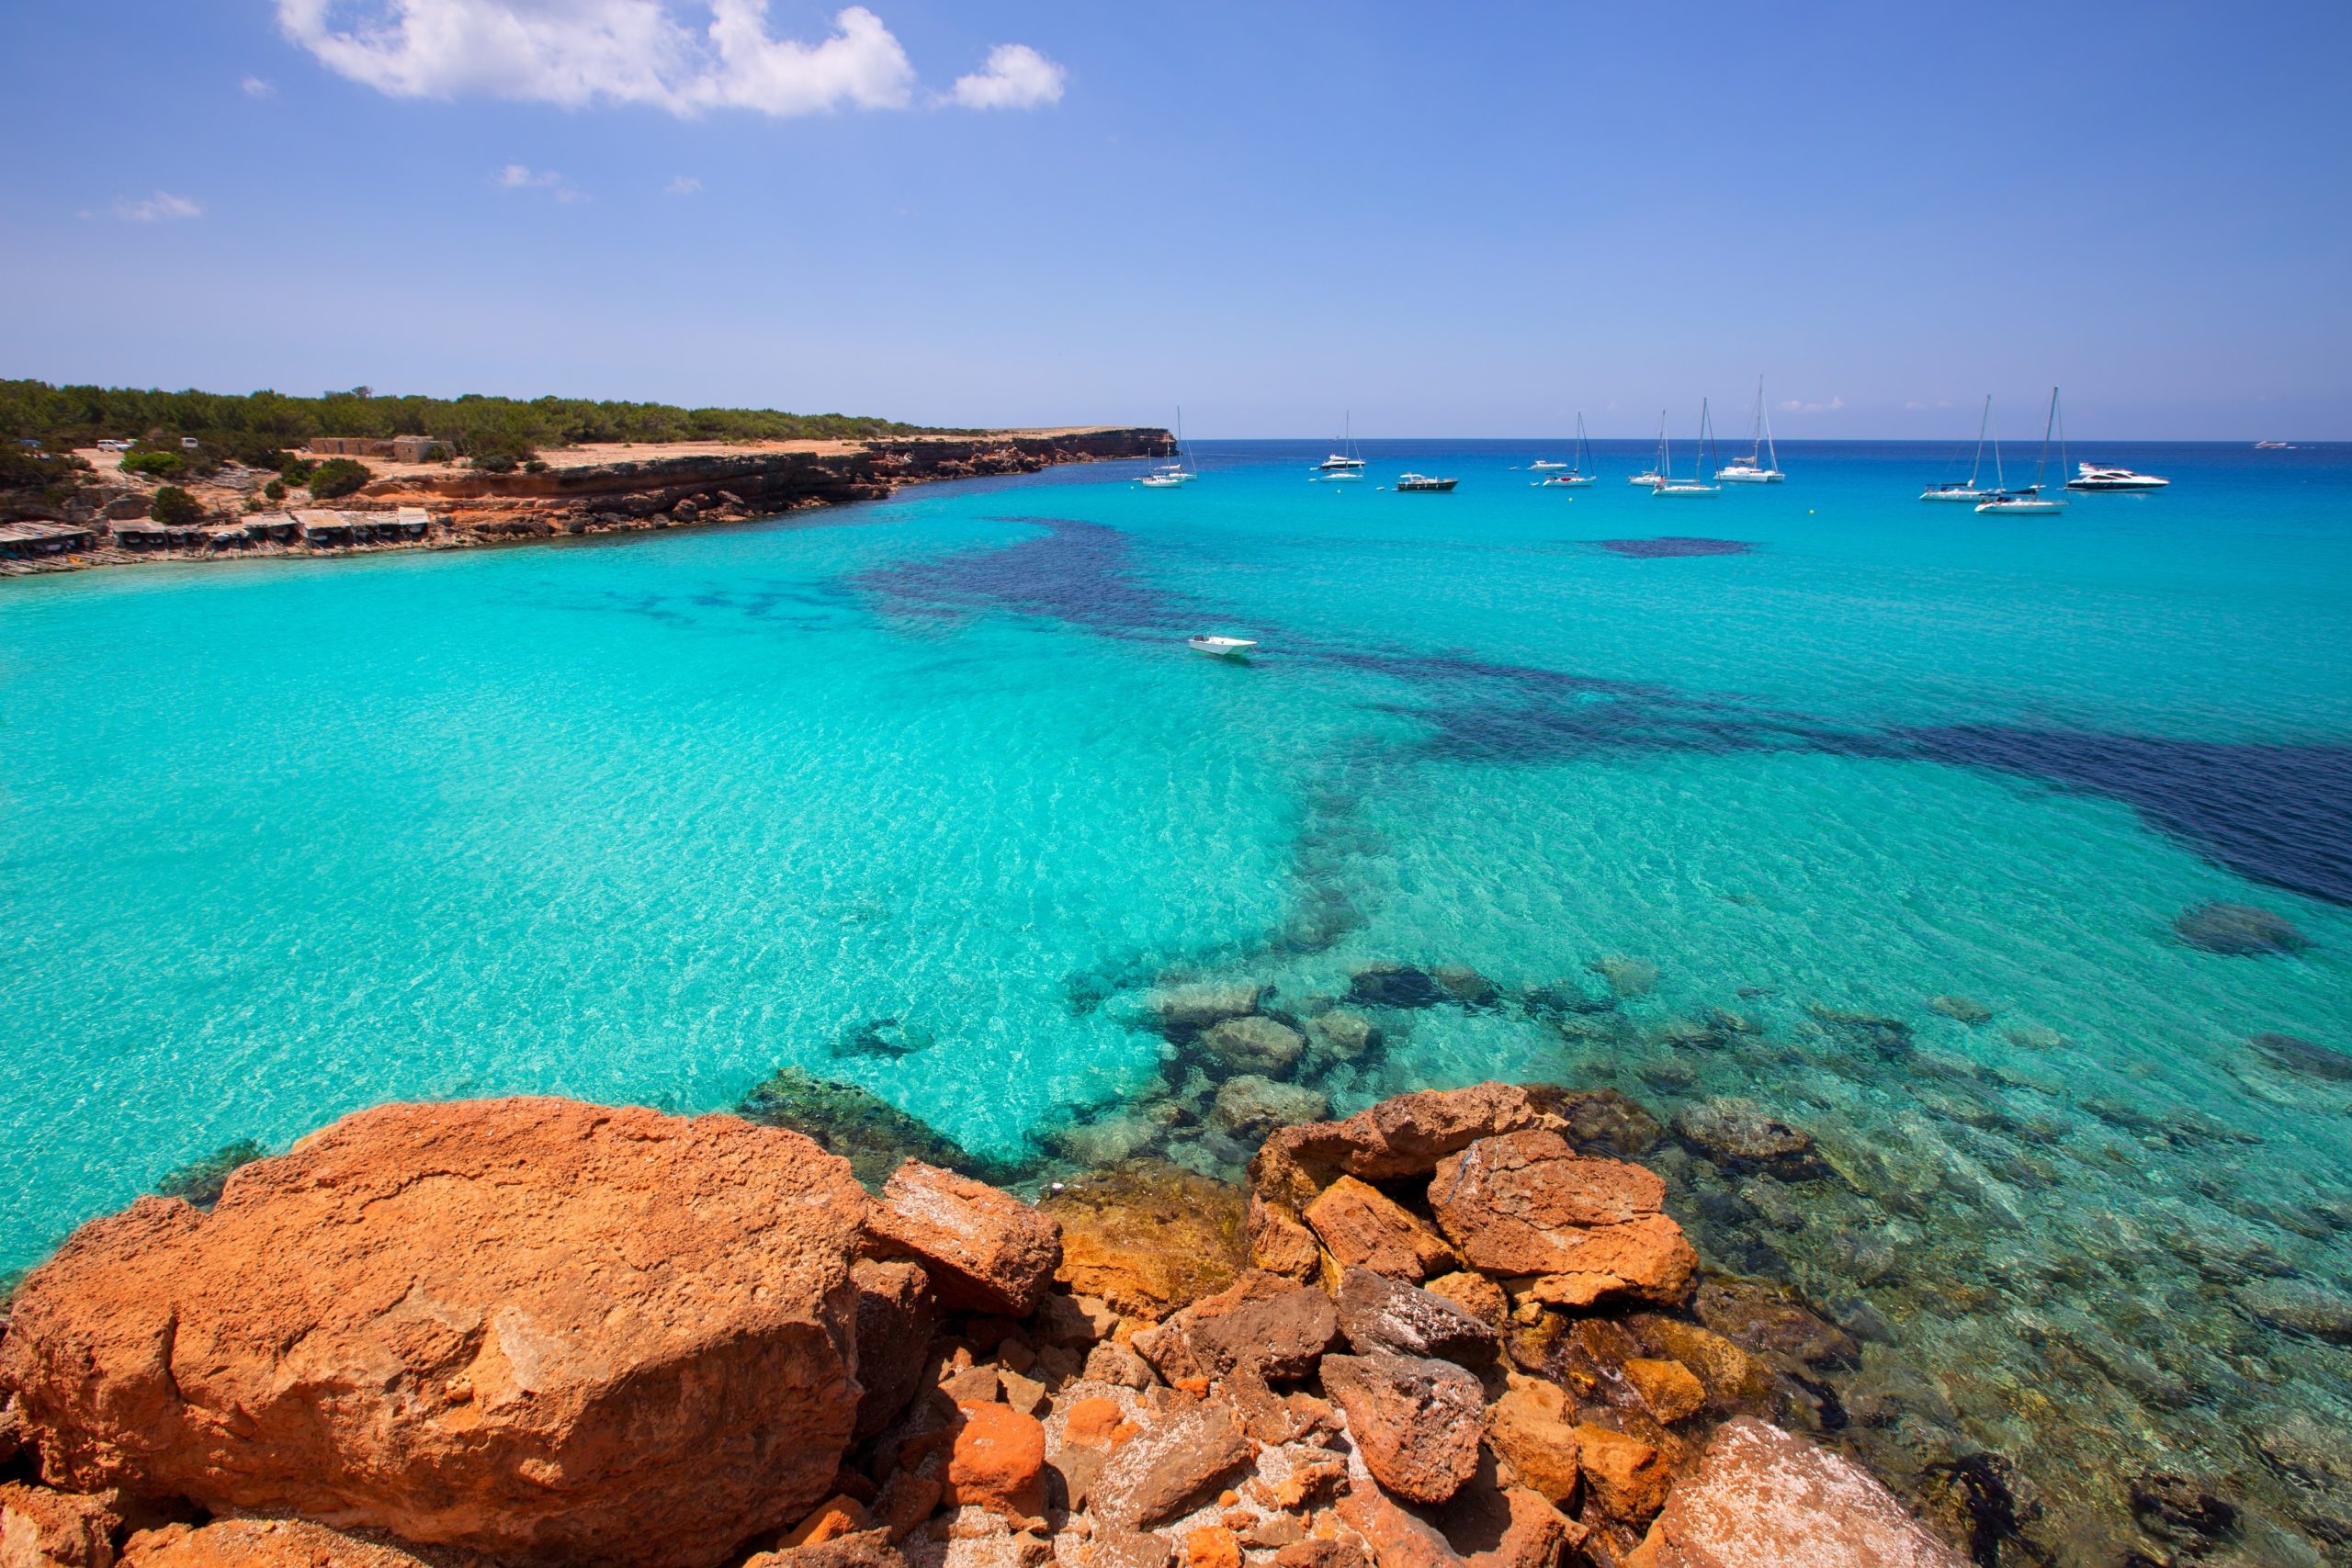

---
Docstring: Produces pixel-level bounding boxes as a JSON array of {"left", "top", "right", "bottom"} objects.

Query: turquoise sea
[{"left": 6, "top": 440, "right": 2350, "bottom": 1559}]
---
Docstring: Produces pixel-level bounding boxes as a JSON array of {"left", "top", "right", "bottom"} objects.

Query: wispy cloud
[
  {"left": 242, "top": 74, "right": 277, "bottom": 97},
  {"left": 947, "top": 43, "right": 1064, "bottom": 109},
  {"left": 1779, "top": 395, "right": 1845, "bottom": 415},
  {"left": 1903, "top": 399, "right": 1957, "bottom": 412},
  {"left": 275, "top": 2, "right": 1060, "bottom": 118},
  {"left": 664, "top": 175, "right": 702, "bottom": 195},
  {"left": 493, "top": 164, "right": 584, "bottom": 201},
  {"left": 115, "top": 191, "right": 204, "bottom": 222}
]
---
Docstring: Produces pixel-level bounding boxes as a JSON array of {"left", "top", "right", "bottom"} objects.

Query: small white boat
[
  {"left": 1717, "top": 377, "right": 1784, "bottom": 482},
  {"left": 1139, "top": 471, "right": 1185, "bottom": 488},
  {"left": 2255, "top": 440, "right": 2291, "bottom": 450},
  {"left": 1545, "top": 413, "right": 1598, "bottom": 486},
  {"left": 1536, "top": 474, "right": 1583, "bottom": 489},
  {"left": 1313, "top": 412, "right": 1367, "bottom": 475},
  {"left": 1651, "top": 400, "right": 1722, "bottom": 497},
  {"left": 1140, "top": 407, "right": 1201, "bottom": 488},
  {"left": 1187, "top": 635, "right": 1257, "bottom": 659},
  {"left": 1976, "top": 388, "right": 2070, "bottom": 514},
  {"left": 1528, "top": 458, "right": 1569, "bottom": 471},
  {"left": 1396, "top": 472, "right": 1459, "bottom": 492},
  {"left": 1630, "top": 411, "right": 1667, "bottom": 484},
  {"left": 1923, "top": 394, "right": 2001, "bottom": 502},
  {"left": 2065, "top": 462, "right": 2168, "bottom": 491}
]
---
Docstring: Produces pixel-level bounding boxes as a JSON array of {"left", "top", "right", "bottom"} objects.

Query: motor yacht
[
  {"left": 1396, "top": 473, "right": 1459, "bottom": 492},
  {"left": 2064, "top": 462, "right": 2168, "bottom": 491}
]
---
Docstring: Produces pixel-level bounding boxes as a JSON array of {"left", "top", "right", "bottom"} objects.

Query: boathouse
[{"left": 0, "top": 521, "right": 96, "bottom": 558}]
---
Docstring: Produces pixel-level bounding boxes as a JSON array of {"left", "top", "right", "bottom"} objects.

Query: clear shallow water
[{"left": 6, "top": 440, "right": 2351, "bottom": 1558}]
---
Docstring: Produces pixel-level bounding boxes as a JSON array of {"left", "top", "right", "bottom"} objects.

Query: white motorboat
[
  {"left": 1923, "top": 395, "right": 2001, "bottom": 502},
  {"left": 1717, "top": 377, "right": 1785, "bottom": 482},
  {"left": 1187, "top": 635, "right": 1257, "bottom": 659},
  {"left": 2255, "top": 440, "right": 2291, "bottom": 450},
  {"left": 2065, "top": 462, "right": 2168, "bottom": 491},
  {"left": 1528, "top": 459, "right": 1568, "bottom": 470},
  {"left": 1977, "top": 388, "right": 2070, "bottom": 515},
  {"left": 1139, "top": 471, "right": 1185, "bottom": 488},
  {"left": 1652, "top": 399, "right": 1722, "bottom": 497},
  {"left": 1396, "top": 472, "right": 1458, "bottom": 492}
]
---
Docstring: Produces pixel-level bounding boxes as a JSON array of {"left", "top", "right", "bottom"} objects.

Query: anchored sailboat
[
  {"left": 1629, "top": 412, "right": 1668, "bottom": 486},
  {"left": 1976, "top": 389, "right": 2069, "bottom": 514},
  {"left": 1538, "top": 414, "right": 1598, "bottom": 487},
  {"left": 1138, "top": 407, "right": 1200, "bottom": 488},
  {"left": 1718, "top": 378, "right": 1784, "bottom": 482},
  {"left": 1922, "top": 396, "right": 2000, "bottom": 502},
  {"left": 1311, "top": 413, "right": 1366, "bottom": 481},
  {"left": 1653, "top": 400, "right": 1722, "bottom": 497}
]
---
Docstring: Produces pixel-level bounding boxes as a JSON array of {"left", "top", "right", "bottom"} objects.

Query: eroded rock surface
[
  {"left": 1428, "top": 1130, "right": 1696, "bottom": 1307},
  {"left": 1319, "top": 1353, "right": 1484, "bottom": 1506},
  {"left": 867, "top": 1161, "right": 1061, "bottom": 1316}
]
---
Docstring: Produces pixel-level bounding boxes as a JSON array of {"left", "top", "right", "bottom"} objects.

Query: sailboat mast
[
  {"left": 1760, "top": 383, "right": 1778, "bottom": 472},
  {"left": 2034, "top": 387, "right": 2056, "bottom": 490},
  {"left": 1969, "top": 395, "right": 1989, "bottom": 487},
  {"left": 1658, "top": 411, "right": 1669, "bottom": 478}
]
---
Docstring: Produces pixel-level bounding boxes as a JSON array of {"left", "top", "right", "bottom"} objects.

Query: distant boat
[
  {"left": 1187, "top": 635, "right": 1256, "bottom": 659},
  {"left": 2255, "top": 440, "right": 2291, "bottom": 450},
  {"left": 1717, "top": 377, "right": 1784, "bottom": 483},
  {"left": 1396, "top": 472, "right": 1459, "bottom": 492},
  {"left": 1542, "top": 413, "right": 1598, "bottom": 487},
  {"left": 1653, "top": 400, "right": 1722, "bottom": 497},
  {"left": 1629, "top": 411, "right": 1668, "bottom": 486},
  {"left": 2066, "top": 461, "right": 2168, "bottom": 491},
  {"left": 1312, "top": 412, "right": 1367, "bottom": 479},
  {"left": 1140, "top": 406, "right": 1200, "bottom": 488},
  {"left": 1922, "top": 395, "right": 2000, "bottom": 502},
  {"left": 1976, "top": 388, "right": 2069, "bottom": 514}
]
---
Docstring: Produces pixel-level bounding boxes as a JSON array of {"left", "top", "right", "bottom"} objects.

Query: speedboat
[
  {"left": 1187, "top": 635, "right": 1256, "bottom": 660},
  {"left": 2065, "top": 462, "right": 2168, "bottom": 491},
  {"left": 2255, "top": 440, "right": 2291, "bottom": 449},
  {"left": 1396, "top": 473, "right": 1458, "bottom": 492}
]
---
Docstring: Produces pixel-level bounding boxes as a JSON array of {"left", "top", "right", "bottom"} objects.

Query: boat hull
[
  {"left": 2065, "top": 479, "right": 2168, "bottom": 491},
  {"left": 1975, "top": 500, "right": 2064, "bottom": 514},
  {"left": 1717, "top": 471, "right": 1783, "bottom": 483},
  {"left": 1920, "top": 490, "right": 1988, "bottom": 502},
  {"left": 1396, "top": 481, "right": 1458, "bottom": 492}
]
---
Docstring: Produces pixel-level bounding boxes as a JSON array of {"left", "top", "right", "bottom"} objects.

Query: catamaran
[
  {"left": 1312, "top": 413, "right": 1367, "bottom": 480},
  {"left": 1537, "top": 413, "right": 1598, "bottom": 487},
  {"left": 1653, "top": 400, "right": 1722, "bottom": 497},
  {"left": 1138, "top": 407, "right": 1200, "bottom": 488},
  {"left": 1629, "top": 412, "right": 1668, "bottom": 486},
  {"left": 1717, "top": 377, "right": 1784, "bottom": 482},
  {"left": 1922, "top": 396, "right": 2001, "bottom": 502},
  {"left": 1976, "top": 388, "right": 2069, "bottom": 514}
]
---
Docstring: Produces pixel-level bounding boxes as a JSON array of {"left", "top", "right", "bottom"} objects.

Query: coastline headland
[{"left": 0, "top": 427, "right": 1170, "bottom": 578}]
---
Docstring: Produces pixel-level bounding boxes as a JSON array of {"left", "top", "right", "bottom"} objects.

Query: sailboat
[
  {"left": 1311, "top": 413, "right": 1366, "bottom": 480},
  {"left": 1629, "top": 412, "right": 1668, "bottom": 486},
  {"left": 1976, "top": 389, "right": 2069, "bottom": 514},
  {"left": 1652, "top": 400, "right": 1722, "bottom": 497},
  {"left": 1921, "top": 396, "right": 2000, "bottom": 502},
  {"left": 1717, "top": 378, "right": 1784, "bottom": 482},
  {"left": 1538, "top": 414, "right": 1598, "bottom": 487},
  {"left": 1138, "top": 407, "right": 1200, "bottom": 488}
]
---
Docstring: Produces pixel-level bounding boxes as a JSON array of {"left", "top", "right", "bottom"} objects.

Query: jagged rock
[
  {"left": 1333, "top": 1488, "right": 1456, "bottom": 1568},
  {"left": 749, "top": 1530, "right": 906, "bottom": 1568},
  {"left": 1092, "top": 1404, "right": 1251, "bottom": 1529},
  {"left": 1272, "top": 1541, "right": 1366, "bottom": 1568},
  {"left": 1670, "top": 1100, "right": 1817, "bottom": 1176},
  {"left": 1320, "top": 1352, "right": 1485, "bottom": 1506},
  {"left": 1427, "top": 1130, "right": 1696, "bottom": 1308},
  {"left": 1623, "top": 1359, "right": 1704, "bottom": 1424},
  {"left": 1247, "top": 1197, "right": 1322, "bottom": 1280},
  {"left": 0, "top": 1483, "right": 121, "bottom": 1568},
  {"left": 1624, "top": 1316, "right": 1777, "bottom": 1416},
  {"left": 2, "top": 1100, "right": 867, "bottom": 1568},
  {"left": 2172, "top": 901, "right": 2310, "bottom": 955},
  {"left": 1304, "top": 1177, "right": 1459, "bottom": 1281},
  {"left": 1334, "top": 1269, "right": 1498, "bottom": 1369},
  {"left": 1035, "top": 1292, "right": 1118, "bottom": 1348},
  {"left": 1348, "top": 965, "right": 1446, "bottom": 1010},
  {"left": 1049, "top": 1113, "right": 1165, "bottom": 1168},
  {"left": 854, "top": 1259, "right": 937, "bottom": 1438},
  {"left": 1571, "top": 1426, "right": 1670, "bottom": 1523},
  {"left": 868, "top": 1161, "right": 1061, "bottom": 1316},
  {"left": 1211, "top": 1077, "right": 1330, "bottom": 1137},
  {"left": 1484, "top": 1375, "right": 1583, "bottom": 1506},
  {"left": 1090, "top": 1529, "right": 1176, "bottom": 1568},
  {"left": 1043, "top": 1163, "right": 1249, "bottom": 1320},
  {"left": 1131, "top": 1271, "right": 1338, "bottom": 1382},
  {"left": 2249, "top": 1032, "right": 2352, "bottom": 1083},
  {"left": 1524, "top": 1088, "right": 1662, "bottom": 1156},
  {"left": 1202, "top": 1017, "right": 1308, "bottom": 1076},
  {"left": 1623, "top": 1416, "right": 1964, "bottom": 1566},
  {"left": 1693, "top": 1278, "right": 1858, "bottom": 1371},
  {"left": 119, "top": 1517, "right": 497, "bottom": 1567},
  {"left": 1307, "top": 1011, "right": 1378, "bottom": 1060},
  {"left": 944, "top": 1403, "right": 1048, "bottom": 1520},
  {"left": 1084, "top": 1342, "right": 1157, "bottom": 1389},
  {"left": 1181, "top": 1526, "right": 1242, "bottom": 1568},
  {"left": 1251, "top": 1084, "right": 1556, "bottom": 1208},
  {"left": 1422, "top": 1271, "right": 1508, "bottom": 1331},
  {"left": 1151, "top": 983, "right": 1264, "bottom": 1032}
]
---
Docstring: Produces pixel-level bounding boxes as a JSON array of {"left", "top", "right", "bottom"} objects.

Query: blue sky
[{"left": 3, "top": 1, "right": 2347, "bottom": 437}]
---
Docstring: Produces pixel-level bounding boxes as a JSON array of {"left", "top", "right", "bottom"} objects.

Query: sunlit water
[{"left": 5, "top": 441, "right": 2349, "bottom": 1559}]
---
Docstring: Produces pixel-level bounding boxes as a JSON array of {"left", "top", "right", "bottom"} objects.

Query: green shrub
[
  {"left": 524, "top": 458, "right": 549, "bottom": 473},
  {"left": 469, "top": 453, "right": 518, "bottom": 474},
  {"left": 278, "top": 454, "right": 316, "bottom": 484},
  {"left": 121, "top": 447, "right": 185, "bottom": 478},
  {"left": 264, "top": 478, "right": 287, "bottom": 501},
  {"left": 151, "top": 485, "right": 203, "bottom": 525},
  {"left": 307, "top": 457, "right": 372, "bottom": 499}
]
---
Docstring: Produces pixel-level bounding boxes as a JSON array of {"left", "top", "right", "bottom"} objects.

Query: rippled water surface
[{"left": 5, "top": 440, "right": 2350, "bottom": 1559}]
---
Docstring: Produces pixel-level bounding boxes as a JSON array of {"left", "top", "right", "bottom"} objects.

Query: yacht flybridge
[
  {"left": 1717, "top": 377, "right": 1784, "bottom": 483},
  {"left": 2066, "top": 462, "right": 2169, "bottom": 491},
  {"left": 1537, "top": 414, "right": 1599, "bottom": 487},
  {"left": 1312, "top": 413, "right": 1367, "bottom": 480},
  {"left": 1976, "top": 388, "right": 2069, "bottom": 514},
  {"left": 1923, "top": 396, "right": 2001, "bottom": 502},
  {"left": 1652, "top": 400, "right": 1722, "bottom": 497}
]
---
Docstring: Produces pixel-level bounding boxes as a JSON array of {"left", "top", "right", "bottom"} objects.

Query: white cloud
[
  {"left": 242, "top": 74, "right": 277, "bottom": 96},
  {"left": 948, "top": 42, "right": 1063, "bottom": 109},
  {"left": 665, "top": 175, "right": 702, "bottom": 195},
  {"left": 493, "top": 163, "right": 584, "bottom": 200},
  {"left": 270, "top": 0, "right": 1004, "bottom": 118},
  {"left": 115, "top": 192, "right": 203, "bottom": 221},
  {"left": 1779, "top": 395, "right": 1845, "bottom": 415}
]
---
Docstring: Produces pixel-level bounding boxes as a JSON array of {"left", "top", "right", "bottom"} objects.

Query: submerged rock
[
  {"left": 2239, "top": 1280, "right": 2352, "bottom": 1344},
  {"left": 1928, "top": 996, "right": 1995, "bottom": 1025},
  {"left": 1591, "top": 957, "right": 1659, "bottom": 998},
  {"left": 152, "top": 1138, "right": 269, "bottom": 1212},
  {"left": 1527, "top": 1086, "right": 1664, "bottom": 1156},
  {"left": 1523, "top": 980, "right": 1616, "bottom": 1017},
  {"left": 1430, "top": 965, "right": 1499, "bottom": 1007},
  {"left": 1671, "top": 1098, "right": 1818, "bottom": 1177},
  {"left": 1806, "top": 1005, "right": 1915, "bottom": 1060},
  {"left": 2249, "top": 1031, "right": 2352, "bottom": 1083},
  {"left": 1307, "top": 1010, "right": 1380, "bottom": 1059},
  {"left": 738, "top": 1066, "right": 999, "bottom": 1189},
  {"left": 4, "top": 1100, "right": 870, "bottom": 1568},
  {"left": 2004, "top": 1024, "right": 2067, "bottom": 1051},
  {"left": 1348, "top": 964, "right": 1447, "bottom": 1010},
  {"left": 2173, "top": 901, "right": 2311, "bottom": 955},
  {"left": 1151, "top": 982, "right": 1265, "bottom": 1032},
  {"left": 1041, "top": 1161, "right": 1249, "bottom": 1320},
  {"left": 1632, "top": 1416, "right": 1966, "bottom": 1565},
  {"left": 1201, "top": 1016, "right": 1307, "bottom": 1076},
  {"left": 1210, "top": 1076, "right": 1330, "bottom": 1137},
  {"left": 834, "top": 1017, "right": 938, "bottom": 1058}
]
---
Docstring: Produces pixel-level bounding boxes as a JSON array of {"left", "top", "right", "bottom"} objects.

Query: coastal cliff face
[{"left": 0, "top": 1085, "right": 1966, "bottom": 1568}]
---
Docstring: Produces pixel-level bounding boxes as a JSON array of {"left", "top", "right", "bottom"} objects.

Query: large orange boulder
[
  {"left": 866, "top": 1162, "right": 1061, "bottom": 1316},
  {"left": 1250, "top": 1085, "right": 1555, "bottom": 1207},
  {"left": 1427, "top": 1130, "right": 1696, "bottom": 1307},
  {"left": 2, "top": 1100, "right": 873, "bottom": 1568}
]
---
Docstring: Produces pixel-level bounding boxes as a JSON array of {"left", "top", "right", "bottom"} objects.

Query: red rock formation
[
  {"left": 1130, "top": 1273, "right": 1338, "bottom": 1384},
  {"left": 1318, "top": 1355, "right": 1484, "bottom": 1506},
  {"left": 119, "top": 1517, "right": 495, "bottom": 1566},
  {"left": 1427, "top": 1130, "right": 1696, "bottom": 1308},
  {"left": 1302, "top": 1179, "right": 1458, "bottom": 1282},
  {"left": 1250, "top": 1085, "right": 1556, "bottom": 1207},
  {"left": 866, "top": 1162, "right": 1061, "bottom": 1316},
  {"left": 3, "top": 1100, "right": 870, "bottom": 1568}
]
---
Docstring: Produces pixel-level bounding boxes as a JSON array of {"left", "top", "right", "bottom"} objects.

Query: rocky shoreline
[
  {"left": 0, "top": 1085, "right": 1984, "bottom": 1568},
  {"left": 0, "top": 429, "right": 1170, "bottom": 578}
]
